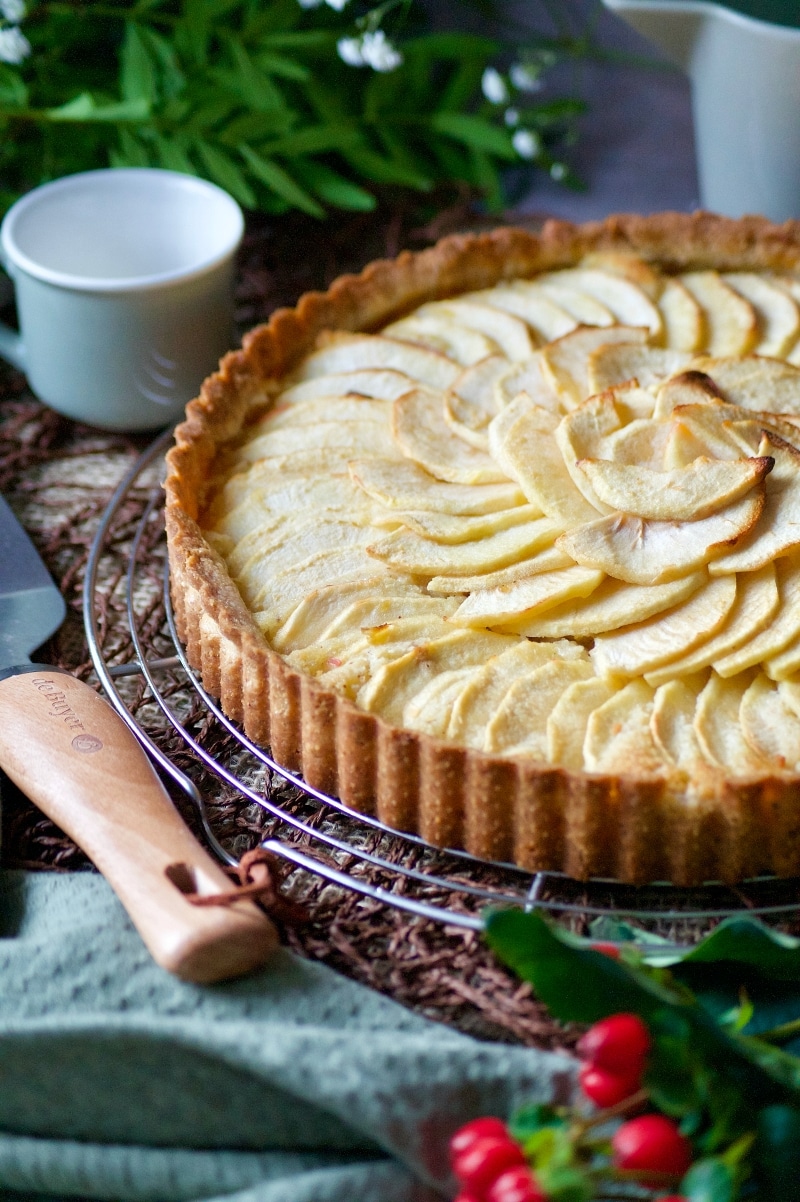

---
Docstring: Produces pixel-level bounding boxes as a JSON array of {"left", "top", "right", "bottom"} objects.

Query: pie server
[{"left": 0, "top": 492, "right": 277, "bottom": 981}]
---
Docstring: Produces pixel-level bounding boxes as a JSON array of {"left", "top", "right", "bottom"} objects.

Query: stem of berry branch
[{"left": 572, "top": 1087, "right": 649, "bottom": 1136}]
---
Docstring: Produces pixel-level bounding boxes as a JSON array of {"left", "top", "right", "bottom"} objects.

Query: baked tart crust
[{"left": 165, "top": 213, "right": 800, "bottom": 886}]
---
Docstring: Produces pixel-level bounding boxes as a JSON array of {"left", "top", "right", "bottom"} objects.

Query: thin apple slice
[
  {"left": 392, "top": 388, "right": 508, "bottom": 484},
  {"left": 710, "top": 433, "right": 800, "bottom": 574},
  {"left": 296, "top": 332, "right": 461, "bottom": 390},
  {"left": 645, "top": 564, "right": 778, "bottom": 685},
  {"left": 495, "top": 407, "right": 600, "bottom": 526},
  {"left": 251, "top": 547, "right": 395, "bottom": 637},
  {"left": 546, "top": 677, "right": 616, "bottom": 770},
  {"left": 591, "top": 575, "right": 737, "bottom": 678},
  {"left": 658, "top": 277, "right": 706, "bottom": 352},
  {"left": 723, "top": 273, "right": 800, "bottom": 357},
  {"left": 650, "top": 676, "right": 709, "bottom": 771},
  {"left": 679, "top": 272, "right": 759, "bottom": 356},
  {"left": 349, "top": 457, "right": 525, "bottom": 514},
  {"left": 690, "top": 355, "right": 800, "bottom": 417},
  {"left": 452, "top": 565, "right": 604, "bottom": 627},
  {"left": 213, "top": 475, "right": 371, "bottom": 541},
  {"left": 651, "top": 369, "right": 726, "bottom": 420},
  {"left": 599, "top": 419, "right": 671, "bottom": 469},
  {"left": 272, "top": 578, "right": 429, "bottom": 652},
  {"left": 588, "top": 344, "right": 692, "bottom": 394},
  {"left": 448, "top": 640, "right": 585, "bottom": 748},
  {"left": 232, "top": 417, "right": 393, "bottom": 465},
  {"left": 483, "top": 657, "right": 595, "bottom": 757},
  {"left": 542, "top": 326, "right": 649, "bottom": 407},
  {"left": 579, "top": 251, "right": 664, "bottom": 298},
  {"left": 393, "top": 504, "right": 540, "bottom": 544},
  {"left": 309, "top": 615, "right": 461, "bottom": 696},
  {"left": 403, "top": 668, "right": 479, "bottom": 737},
  {"left": 739, "top": 672, "right": 800, "bottom": 770},
  {"left": 533, "top": 278, "right": 615, "bottom": 327},
  {"left": 233, "top": 519, "right": 374, "bottom": 600},
  {"left": 556, "top": 385, "right": 656, "bottom": 507},
  {"left": 473, "top": 283, "right": 577, "bottom": 341},
  {"left": 583, "top": 680, "right": 666, "bottom": 775},
  {"left": 713, "top": 559, "right": 800, "bottom": 675},
  {"left": 277, "top": 368, "right": 417, "bottom": 404},
  {"left": 446, "top": 355, "right": 509, "bottom": 433},
  {"left": 367, "top": 515, "right": 562, "bottom": 576},
  {"left": 322, "top": 595, "right": 459, "bottom": 643},
  {"left": 262, "top": 396, "right": 389, "bottom": 430},
  {"left": 383, "top": 314, "right": 496, "bottom": 365},
  {"left": 694, "top": 672, "right": 770, "bottom": 774},
  {"left": 558, "top": 489, "right": 764, "bottom": 585},
  {"left": 778, "top": 679, "right": 800, "bottom": 721},
  {"left": 494, "top": 356, "right": 563, "bottom": 413},
  {"left": 513, "top": 572, "right": 705, "bottom": 638},
  {"left": 418, "top": 299, "right": 534, "bottom": 361},
  {"left": 357, "top": 629, "right": 515, "bottom": 723},
  {"left": 577, "top": 454, "right": 772, "bottom": 521},
  {"left": 544, "top": 269, "right": 663, "bottom": 339},
  {"left": 426, "top": 544, "right": 571, "bottom": 594}
]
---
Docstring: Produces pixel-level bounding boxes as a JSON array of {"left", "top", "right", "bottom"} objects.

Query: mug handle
[{"left": 0, "top": 254, "right": 26, "bottom": 371}]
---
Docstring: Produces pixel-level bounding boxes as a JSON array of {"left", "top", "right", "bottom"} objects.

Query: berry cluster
[
  {"left": 450, "top": 1117, "right": 545, "bottom": 1202},
  {"left": 449, "top": 1012, "right": 694, "bottom": 1200}
]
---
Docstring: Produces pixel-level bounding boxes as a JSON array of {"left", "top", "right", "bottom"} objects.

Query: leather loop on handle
[{"left": 0, "top": 669, "right": 278, "bottom": 982}]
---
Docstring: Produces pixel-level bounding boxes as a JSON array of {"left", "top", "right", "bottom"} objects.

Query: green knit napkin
[{"left": 0, "top": 870, "right": 575, "bottom": 1202}]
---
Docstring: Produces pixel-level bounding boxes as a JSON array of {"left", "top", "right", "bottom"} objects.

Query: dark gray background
[{"left": 494, "top": 1, "right": 700, "bottom": 220}]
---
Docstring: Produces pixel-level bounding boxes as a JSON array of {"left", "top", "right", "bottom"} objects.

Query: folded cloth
[{"left": 0, "top": 870, "right": 575, "bottom": 1202}]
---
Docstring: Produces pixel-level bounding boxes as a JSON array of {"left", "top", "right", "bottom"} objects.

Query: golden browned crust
[{"left": 165, "top": 213, "right": 800, "bottom": 886}]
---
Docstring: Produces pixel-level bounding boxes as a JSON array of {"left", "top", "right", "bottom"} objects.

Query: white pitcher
[{"left": 602, "top": 0, "right": 800, "bottom": 221}]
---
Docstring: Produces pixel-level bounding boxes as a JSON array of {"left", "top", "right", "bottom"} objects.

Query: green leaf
[
  {"left": 115, "top": 128, "right": 151, "bottom": 168},
  {"left": 536, "top": 1164, "right": 593, "bottom": 1202},
  {"left": 508, "top": 1102, "right": 565, "bottom": 1145},
  {"left": 259, "top": 123, "right": 359, "bottom": 157},
  {"left": 254, "top": 51, "right": 309, "bottom": 83},
  {"left": 755, "top": 1105, "right": 800, "bottom": 1200},
  {"left": 342, "top": 147, "right": 431, "bottom": 190},
  {"left": 485, "top": 908, "right": 680, "bottom": 1023},
  {"left": 194, "top": 139, "right": 257, "bottom": 207},
  {"left": 47, "top": 93, "right": 97, "bottom": 120},
  {"left": 239, "top": 145, "right": 323, "bottom": 217},
  {"left": 154, "top": 135, "right": 196, "bottom": 175},
  {"left": 430, "top": 112, "right": 516, "bottom": 159},
  {"left": 681, "top": 1157, "right": 736, "bottom": 1202},
  {"left": 292, "top": 160, "right": 375, "bottom": 211},
  {"left": 220, "top": 37, "right": 286, "bottom": 112},
  {"left": 0, "top": 66, "right": 27, "bottom": 109},
  {"left": 121, "top": 23, "right": 156, "bottom": 107},
  {"left": 676, "top": 917, "right": 800, "bottom": 982}
]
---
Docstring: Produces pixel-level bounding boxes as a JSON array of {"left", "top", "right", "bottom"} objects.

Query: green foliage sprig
[
  {"left": 0, "top": 0, "right": 591, "bottom": 218},
  {"left": 485, "top": 910, "right": 800, "bottom": 1200}
]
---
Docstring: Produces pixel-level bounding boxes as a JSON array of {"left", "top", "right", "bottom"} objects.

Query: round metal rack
[{"left": 83, "top": 429, "right": 800, "bottom": 946}]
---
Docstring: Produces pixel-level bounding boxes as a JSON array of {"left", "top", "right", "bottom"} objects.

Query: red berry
[
  {"left": 576, "top": 1013, "right": 650, "bottom": 1076},
  {"left": 450, "top": 1117, "right": 510, "bottom": 1165},
  {"left": 487, "top": 1165, "right": 547, "bottom": 1202},
  {"left": 454, "top": 1195, "right": 483, "bottom": 1202},
  {"left": 579, "top": 1062, "right": 641, "bottom": 1107},
  {"left": 591, "top": 941, "right": 622, "bottom": 959},
  {"left": 612, "top": 1115, "right": 692, "bottom": 1180},
  {"left": 453, "top": 1136, "right": 526, "bottom": 1195}
]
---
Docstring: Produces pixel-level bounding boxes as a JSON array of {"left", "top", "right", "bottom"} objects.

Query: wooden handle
[{"left": 0, "top": 669, "right": 278, "bottom": 982}]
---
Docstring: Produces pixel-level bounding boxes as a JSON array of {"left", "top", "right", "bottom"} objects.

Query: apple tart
[{"left": 166, "top": 214, "right": 800, "bottom": 885}]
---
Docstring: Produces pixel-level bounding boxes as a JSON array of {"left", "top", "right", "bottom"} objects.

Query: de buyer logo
[{"left": 30, "top": 678, "right": 104, "bottom": 753}]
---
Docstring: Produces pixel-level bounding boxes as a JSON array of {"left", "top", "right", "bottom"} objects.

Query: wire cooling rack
[{"left": 82, "top": 429, "right": 800, "bottom": 945}]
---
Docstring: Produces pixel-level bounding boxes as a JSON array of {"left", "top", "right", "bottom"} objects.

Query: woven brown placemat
[{"left": 0, "top": 198, "right": 580, "bottom": 1053}]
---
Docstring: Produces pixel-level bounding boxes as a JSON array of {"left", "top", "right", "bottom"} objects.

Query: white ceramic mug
[{"left": 0, "top": 168, "right": 244, "bottom": 431}]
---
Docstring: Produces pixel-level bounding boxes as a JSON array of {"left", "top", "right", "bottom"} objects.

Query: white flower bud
[
  {"left": 510, "top": 63, "right": 543, "bottom": 93},
  {"left": 0, "top": 0, "right": 25, "bottom": 22},
  {"left": 325, "top": 0, "right": 349, "bottom": 9},
  {"left": 481, "top": 66, "right": 508, "bottom": 105},
  {"left": 504, "top": 107, "right": 519, "bottom": 127},
  {"left": 550, "top": 161, "right": 567, "bottom": 180},
  {"left": 337, "top": 36, "right": 364, "bottom": 66},
  {"left": 297, "top": 0, "right": 324, "bottom": 7},
  {"left": 360, "top": 30, "right": 402, "bottom": 72},
  {"left": 0, "top": 24, "right": 30, "bottom": 64},
  {"left": 512, "top": 128, "right": 541, "bottom": 160}
]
